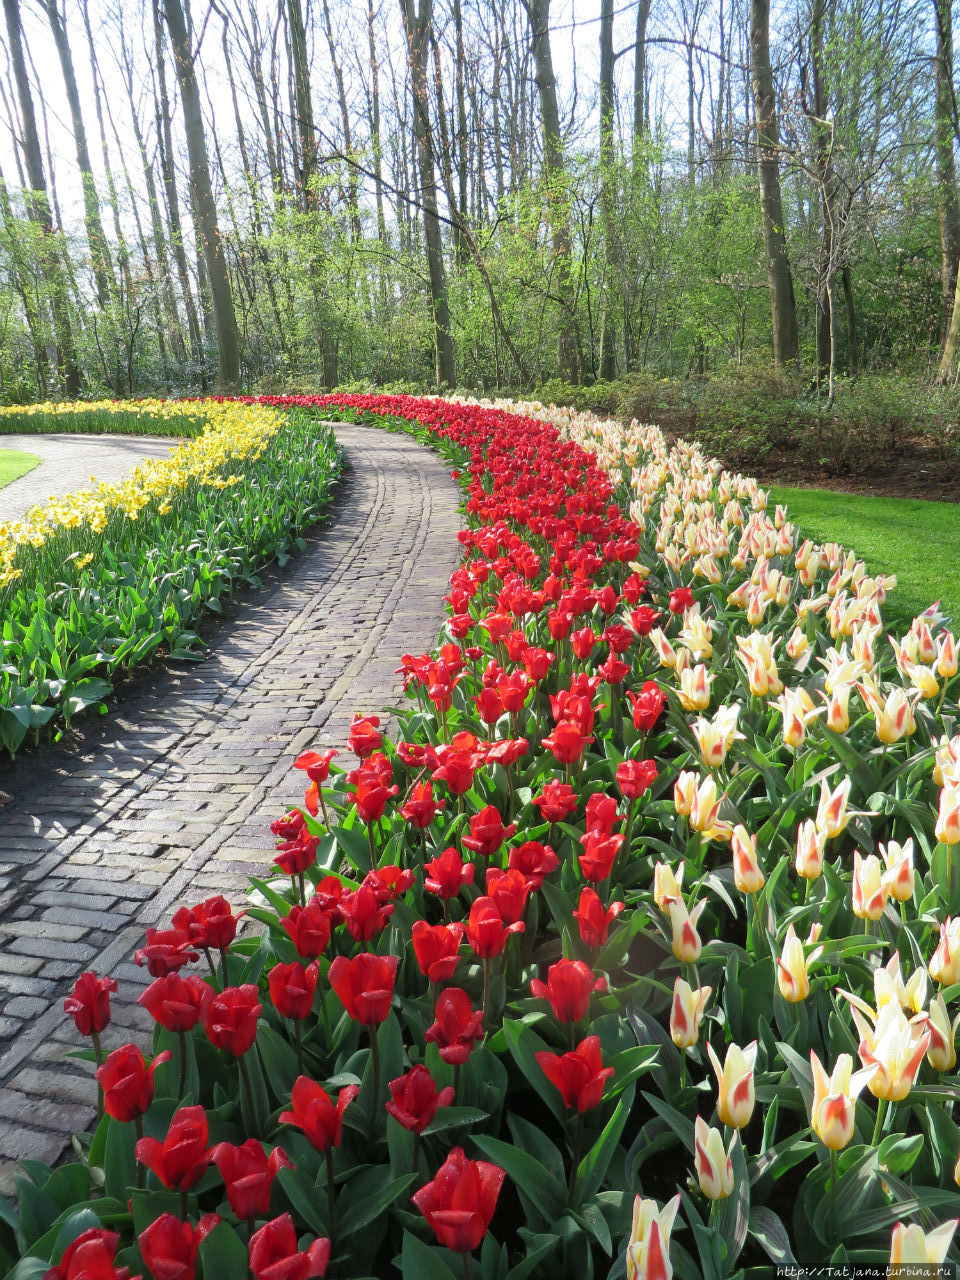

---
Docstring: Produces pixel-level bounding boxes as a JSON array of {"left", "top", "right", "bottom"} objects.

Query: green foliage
[{"left": 0, "top": 408, "right": 205, "bottom": 437}]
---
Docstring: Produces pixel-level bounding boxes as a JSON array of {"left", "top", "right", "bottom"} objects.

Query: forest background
[{"left": 1, "top": 0, "right": 960, "bottom": 473}]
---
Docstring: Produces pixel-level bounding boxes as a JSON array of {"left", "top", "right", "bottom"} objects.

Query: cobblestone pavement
[
  {"left": 0, "top": 433, "right": 180, "bottom": 523},
  {"left": 0, "top": 423, "right": 461, "bottom": 1194}
]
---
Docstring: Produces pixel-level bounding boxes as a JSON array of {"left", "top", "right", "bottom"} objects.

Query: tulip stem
[
  {"left": 369, "top": 1026, "right": 382, "bottom": 1120},
  {"left": 326, "top": 1148, "right": 338, "bottom": 1237},
  {"left": 567, "top": 1110, "right": 585, "bottom": 1202},
  {"left": 246, "top": 1216, "right": 256, "bottom": 1242},
  {"left": 294, "top": 1019, "right": 304, "bottom": 1077},
  {"left": 679, "top": 1052, "right": 688, "bottom": 1093},
  {"left": 180, "top": 1188, "right": 189, "bottom": 1221},
  {"left": 238, "top": 1051, "right": 259, "bottom": 1137},
  {"left": 203, "top": 948, "right": 220, "bottom": 992},
  {"left": 453, "top": 1062, "right": 462, "bottom": 1102},
  {"left": 368, "top": 824, "right": 376, "bottom": 870},
  {"left": 412, "top": 1130, "right": 421, "bottom": 1174},
  {"left": 177, "top": 1030, "right": 187, "bottom": 1099},
  {"left": 463, "top": 1250, "right": 475, "bottom": 1280},
  {"left": 91, "top": 1031, "right": 105, "bottom": 1123},
  {"left": 482, "top": 958, "right": 492, "bottom": 1030},
  {"left": 829, "top": 1148, "right": 838, "bottom": 1243},
  {"left": 134, "top": 1117, "right": 144, "bottom": 1190},
  {"left": 298, "top": 873, "right": 306, "bottom": 908},
  {"left": 871, "top": 1097, "right": 889, "bottom": 1146}
]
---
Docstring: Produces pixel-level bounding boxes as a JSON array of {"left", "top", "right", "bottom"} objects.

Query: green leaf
[
  {"left": 748, "top": 1205, "right": 796, "bottom": 1265},
  {"left": 102, "top": 1117, "right": 136, "bottom": 1205},
  {"left": 198, "top": 1220, "right": 250, "bottom": 1280},
  {"left": 472, "top": 1135, "right": 564, "bottom": 1227},
  {"left": 500, "top": 1018, "right": 564, "bottom": 1124},
  {"left": 575, "top": 1083, "right": 635, "bottom": 1203},
  {"left": 422, "top": 1107, "right": 490, "bottom": 1137},
  {"left": 276, "top": 1165, "right": 329, "bottom": 1237},
  {"left": 337, "top": 1169, "right": 417, "bottom": 1238},
  {"left": 877, "top": 1132, "right": 923, "bottom": 1176},
  {"left": 400, "top": 1231, "right": 459, "bottom": 1280}
]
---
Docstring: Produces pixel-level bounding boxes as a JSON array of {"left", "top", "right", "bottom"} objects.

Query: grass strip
[
  {"left": 768, "top": 484, "right": 960, "bottom": 626},
  {"left": 0, "top": 448, "right": 40, "bottom": 489}
]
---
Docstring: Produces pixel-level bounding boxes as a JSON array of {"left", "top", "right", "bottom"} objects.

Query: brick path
[
  {"left": 0, "top": 433, "right": 180, "bottom": 522},
  {"left": 0, "top": 423, "right": 461, "bottom": 1194}
]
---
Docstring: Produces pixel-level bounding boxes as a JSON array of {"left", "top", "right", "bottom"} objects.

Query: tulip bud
[
  {"left": 936, "top": 786, "right": 960, "bottom": 845},
  {"left": 815, "top": 776, "right": 851, "bottom": 840},
  {"left": 930, "top": 916, "right": 960, "bottom": 986},
  {"left": 706, "top": 1040, "right": 757, "bottom": 1128},
  {"left": 673, "top": 770, "right": 697, "bottom": 817},
  {"left": 938, "top": 632, "right": 958, "bottom": 679},
  {"left": 776, "top": 923, "right": 822, "bottom": 1002},
  {"left": 677, "top": 664, "right": 713, "bottom": 712},
  {"left": 670, "top": 977, "right": 711, "bottom": 1049},
  {"left": 785, "top": 626, "right": 809, "bottom": 662},
  {"left": 653, "top": 861, "right": 684, "bottom": 914},
  {"left": 879, "top": 838, "right": 914, "bottom": 903},
  {"left": 731, "top": 825, "right": 765, "bottom": 896},
  {"left": 821, "top": 683, "right": 851, "bottom": 734},
  {"left": 922, "top": 994, "right": 960, "bottom": 1072},
  {"left": 795, "top": 819, "right": 826, "bottom": 880},
  {"left": 626, "top": 1194, "right": 681, "bottom": 1280},
  {"left": 852, "top": 852, "right": 888, "bottom": 922},
  {"left": 693, "top": 1115, "right": 735, "bottom": 1200},
  {"left": 668, "top": 898, "right": 707, "bottom": 964},
  {"left": 809, "top": 1050, "right": 875, "bottom": 1150},
  {"left": 775, "top": 687, "right": 817, "bottom": 749},
  {"left": 889, "top": 1220, "right": 958, "bottom": 1268}
]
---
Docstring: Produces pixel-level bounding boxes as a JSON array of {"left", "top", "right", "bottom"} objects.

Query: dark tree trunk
[
  {"left": 400, "top": 0, "right": 456, "bottom": 386},
  {"left": 599, "top": 0, "right": 617, "bottom": 379},
  {"left": 162, "top": 0, "right": 240, "bottom": 391},
  {"left": 935, "top": 0, "right": 960, "bottom": 351},
  {"left": 3, "top": 0, "right": 81, "bottom": 394},
  {"left": 525, "top": 0, "right": 577, "bottom": 380},
  {"left": 750, "top": 0, "right": 799, "bottom": 364}
]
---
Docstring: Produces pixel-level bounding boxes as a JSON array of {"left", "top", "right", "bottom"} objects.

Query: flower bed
[
  {"left": 0, "top": 400, "right": 341, "bottom": 757},
  {"left": 4, "top": 392, "right": 960, "bottom": 1279}
]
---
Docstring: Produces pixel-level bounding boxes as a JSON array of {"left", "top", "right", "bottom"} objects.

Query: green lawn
[
  {"left": 768, "top": 485, "right": 960, "bottom": 628},
  {"left": 0, "top": 448, "right": 40, "bottom": 491}
]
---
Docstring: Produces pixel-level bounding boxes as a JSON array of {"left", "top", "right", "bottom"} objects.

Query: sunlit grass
[
  {"left": 768, "top": 484, "right": 960, "bottom": 627},
  {"left": 0, "top": 448, "right": 40, "bottom": 490}
]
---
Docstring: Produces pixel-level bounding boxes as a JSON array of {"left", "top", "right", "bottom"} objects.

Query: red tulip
[
  {"left": 507, "top": 841, "right": 558, "bottom": 889},
  {"left": 294, "top": 749, "right": 337, "bottom": 783},
  {"left": 43, "top": 1227, "right": 134, "bottom": 1280},
  {"left": 340, "top": 884, "right": 394, "bottom": 942},
  {"left": 531, "top": 781, "right": 578, "bottom": 824},
  {"left": 171, "top": 896, "right": 241, "bottom": 951},
  {"left": 424, "top": 987, "right": 485, "bottom": 1064},
  {"left": 571, "top": 627, "right": 597, "bottom": 660},
  {"left": 669, "top": 586, "right": 695, "bottom": 613},
  {"left": 484, "top": 868, "right": 531, "bottom": 925},
  {"left": 462, "top": 805, "right": 517, "bottom": 858},
  {"left": 521, "top": 646, "right": 555, "bottom": 681},
  {"left": 385, "top": 1064, "right": 455, "bottom": 1133},
  {"left": 271, "top": 810, "right": 306, "bottom": 842},
  {"left": 424, "top": 847, "right": 475, "bottom": 899},
  {"left": 346, "top": 713, "right": 383, "bottom": 758},
  {"left": 412, "top": 1146, "right": 505, "bottom": 1254},
  {"left": 96, "top": 1044, "right": 170, "bottom": 1123},
  {"left": 626, "top": 681, "right": 667, "bottom": 731},
  {"left": 476, "top": 686, "right": 505, "bottom": 724},
  {"left": 616, "top": 758, "right": 658, "bottom": 800},
  {"left": 248, "top": 1213, "right": 330, "bottom": 1280},
  {"left": 603, "top": 623, "right": 635, "bottom": 653},
  {"left": 273, "top": 829, "right": 319, "bottom": 877},
  {"left": 628, "top": 604, "right": 661, "bottom": 634},
  {"left": 327, "top": 953, "right": 398, "bottom": 1026},
  {"left": 573, "top": 888, "right": 624, "bottom": 948},
  {"left": 210, "top": 1140, "right": 292, "bottom": 1221},
  {"left": 411, "top": 921, "right": 464, "bottom": 982},
  {"left": 484, "top": 738, "right": 528, "bottom": 769},
  {"left": 584, "top": 792, "right": 620, "bottom": 835},
  {"left": 137, "top": 1213, "right": 219, "bottom": 1280},
  {"left": 64, "top": 972, "right": 117, "bottom": 1037},
  {"left": 279, "top": 1076, "right": 359, "bottom": 1152},
  {"left": 139, "top": 973, "right": 209, "bottom": 1034},
  {"left": 280, "top": 901, "right": 331, "bottom": 959},
  {"left": 201, "top": 985, "right": 261, "bottom": 1057},
  {"left": 542, "top": 719, "right": 593, "bottom": 764},
  {"left": 536, "top": 1035, "right": 615, "bottom": 1111},
  {"left": 578, "top": 830, "right": 624, "bottom": 883},
  {"left": 530, "top": 959, "right": 607, "bottom": 1023},
  {"left": 364, "top": 865, "right": 415, "bottom": 901},
  {"left": 268, "top": 961, "right": 319, "bottom": 1021},
  {"left": 465, "top": 896, "right": 525, "bottom": 959},
  {"left": 136, "top": 1104, "right": 210, "bottom": 1192},
  {"left": 400, "top": 781, "right": 445, "bottom": 828},
  {"left": 134, "top": 927, "right": 199, "bottom": 978}
]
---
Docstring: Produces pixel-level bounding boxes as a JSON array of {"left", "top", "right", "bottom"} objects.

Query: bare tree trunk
[
  {"left": 598, "top": 0, "right": 617, "bottom": 379},
  {"left": 42, "top": 0, "right": 115, "bottom": 315},
  {"left": 0, "top": 163, "right": 48, "bottom": 393},
  {"left": 750, "top": 0, "right": 799, "bottom": 364},
  {"left": 3, "top": 0, "right": 81, "bottom": 394},
  {"left": 633, "top": 0, "right": 652, "bottom": 146},
  {"left": 525, "top": 0, "right": 577, "bottom": 380},
  {"left": 935, "top": 0, "right": 960, "bottom": 351},
  {"left": 400, "top": 0, "right": 456, "bottom": 386},
  {"left": 806, "top": 0, "right": 833, "bottom": 377},
  {"left": 162, "top": 0, "right": 241, "bottom": 390},
  {"left": 841, "top": 263, "right": 858, "bottom": 376}
]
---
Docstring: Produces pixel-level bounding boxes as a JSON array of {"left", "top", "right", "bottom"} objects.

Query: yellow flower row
[{"left": 0, "top": 399, "right": 288, "bottom": 588}]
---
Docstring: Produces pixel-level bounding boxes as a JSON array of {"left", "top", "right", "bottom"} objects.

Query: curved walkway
[
  {"left": 0, "top": 423, "right": 461, "bottom": 1193},
  {"left": 0, "top": 433, "right": 181, "bottom": 522}
]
